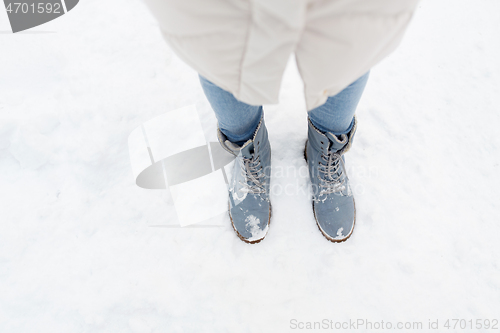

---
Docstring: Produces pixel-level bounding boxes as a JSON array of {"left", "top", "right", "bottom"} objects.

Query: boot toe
[
  {"left": 230, "top": 196, "right": 271, "bottom": 243},
  {"left": 313, "top": 195, "right": 355, "bottom": 242}
]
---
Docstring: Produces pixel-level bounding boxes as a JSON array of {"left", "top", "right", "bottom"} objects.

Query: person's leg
[
  {"left": 308, "top": 72, "right": 369, "bottom": 135},
  {"left": 304, "top": 72, "right": 369, "bottom": 243},
  {"left": 199, "top": 75, "right": 262, "bottom": 145},
  {"left": 199, "top": 75, "right": 271, "bottom": 244}
]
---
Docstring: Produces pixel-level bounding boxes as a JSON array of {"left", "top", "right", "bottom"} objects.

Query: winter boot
[
  {"left": 304, "top": 116, "right": 357, "bottom": 242},
  {"left": 218, "top": 116, "right": 272, "bottom": 244}
]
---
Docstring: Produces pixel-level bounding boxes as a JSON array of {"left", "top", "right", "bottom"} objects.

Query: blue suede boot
[
  {"left": 305, "top": 116, "right": 357, "bottom": 243},
  {"left": 218, "top": 116, "right": 271, "bottom": 244}
]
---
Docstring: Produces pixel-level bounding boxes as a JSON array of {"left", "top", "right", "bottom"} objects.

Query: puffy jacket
[{"left": 143, "top": 0, "right": 419, "bottom": 110}]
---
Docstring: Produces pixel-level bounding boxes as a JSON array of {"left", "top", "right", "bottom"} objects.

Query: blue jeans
[{"left": 200, "top": 73, "right": 369, "bottom": 145}]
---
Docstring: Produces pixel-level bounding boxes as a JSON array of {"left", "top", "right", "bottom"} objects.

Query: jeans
[{"left": 200, "top": 72, "right": 369, "bottom": 145}]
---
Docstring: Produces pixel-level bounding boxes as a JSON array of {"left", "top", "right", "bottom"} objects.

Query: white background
[{"left": 1, "top": 0, "right": 499, "bottom": 332}]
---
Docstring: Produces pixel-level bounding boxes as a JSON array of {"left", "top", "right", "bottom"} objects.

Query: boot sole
[
  {"left": 304, "top": 140, "right": 356, "bottom": 243},
  {"left": 229, "top": 202, "right": 272, "bottom": 244}
]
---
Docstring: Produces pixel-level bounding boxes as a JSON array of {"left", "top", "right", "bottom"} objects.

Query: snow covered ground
[{"left": 1, "top": 0, "right": 500, "bottom": 332}]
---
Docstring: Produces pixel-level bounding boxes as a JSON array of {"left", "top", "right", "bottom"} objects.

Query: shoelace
[
  {"left": 238, "top": 155, "right": 266, "bottom": 194},
  {"left": 317, "top": 151, "right": 347, "bottom": 195}
]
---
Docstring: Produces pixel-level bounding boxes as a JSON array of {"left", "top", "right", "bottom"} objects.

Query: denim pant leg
[
  {"left": 308, "top": 72, "right": 369, "bottom": 135},
  {"left": 199, "top": 75, "right": 262, "bottom": 145}
]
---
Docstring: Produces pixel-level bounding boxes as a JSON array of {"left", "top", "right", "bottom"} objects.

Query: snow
[
  {"left": 1, "top": 0, "right": 500, "bottom": 332},
  {"left": 231, "top": 184, "right": 248, "bottom": 203},
  {"left": 244, "top": 215, "right": 267, "bottom": 242}
]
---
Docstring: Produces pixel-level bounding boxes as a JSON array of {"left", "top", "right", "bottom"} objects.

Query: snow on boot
[
  {"left": 304, "top": 116, "right": 357, "bottom": 243},
  {"left": 218, "top": 116, "right": 272, "bottom": 244}
]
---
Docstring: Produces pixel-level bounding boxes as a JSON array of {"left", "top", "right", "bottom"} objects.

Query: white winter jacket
[{"left": 144, "top": 0, "right": 419, "bottom": 110}]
